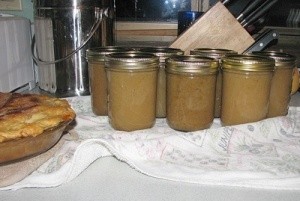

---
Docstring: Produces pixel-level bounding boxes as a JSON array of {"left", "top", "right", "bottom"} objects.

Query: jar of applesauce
[
  {"left": 221, "top": 55, "right": 275, "bottom": 126},
  {"left": 166, "top": 55, "right": 219, "bottom": 131},
  {"left": 190, "top": 48, "right": 237, "bottom": 118},
  {"left": 86, "top": 46, "right": 132, "bottom": 116},
  {"left": 139, "top": 47, "right": 184, "bottom": 118},
  {"left": 105, "top": 52, "right": 159, "bottom": 131},
  {"left": 252, "top": 51, "right": 296, "bottom": 118}
]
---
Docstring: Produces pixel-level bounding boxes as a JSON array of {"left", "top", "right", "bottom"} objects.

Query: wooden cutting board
[{"left": 169, "top": 2, "right": 255, "bottom": 54}]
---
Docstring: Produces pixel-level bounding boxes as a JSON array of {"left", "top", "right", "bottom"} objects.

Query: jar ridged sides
[
  {"left": 166, "top": 55, "right": 218, "bottom": 131},
  {"left": 221, "top": 54, "right": 275, "bottom": 126},
  {"left": 105, "top": 52, "right": 159, "bottom": 131},
  {"left": 190, "top": 48, "right": 237, "bottom": 118},
  {"left": 252, "top": 51, "right": 296, "bottom": 117},
  {"left": 139, "top": 47, "right": 184, "bottom": 118},
  {"left": 86, "top": 46, "right": 133, "bottom": 116}
]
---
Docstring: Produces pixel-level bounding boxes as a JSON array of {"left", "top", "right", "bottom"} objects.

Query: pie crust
[{"left": 0, "top": 92, "right": 76, "bottom": 143}]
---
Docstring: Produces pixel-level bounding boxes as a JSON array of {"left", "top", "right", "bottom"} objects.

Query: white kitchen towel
[{"left": 1, "top": 95, "right": 300, "bottom": 190}]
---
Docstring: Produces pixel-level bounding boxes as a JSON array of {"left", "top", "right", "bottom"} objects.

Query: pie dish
[{"left": 0, "top": 92, "right": 76, "bottom": 164}]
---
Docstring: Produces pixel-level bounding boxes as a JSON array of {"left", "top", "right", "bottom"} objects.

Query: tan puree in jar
[
  {"left": 166, "top": 55, "right": 218, "bottom": 131},
  {"left": 139, "top": 47, "right": 184, "bottom": 118},
  {"left": 86, "top": 46, "right": 133, "bottom": 116},
  {"left": 252, "top": 51, "right": 296, "bottom": 118},
  {"left": 105, "top": 52, "right": 159, "bottom": 131},
  {"left": 221, "top": 55, "right": 275, "bottom": 126},
  {"left": 190, "top": 48, "right": 237, "bottom": 118}
]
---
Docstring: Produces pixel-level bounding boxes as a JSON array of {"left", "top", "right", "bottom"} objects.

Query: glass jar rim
[
  {"left": 139, "top": 47, "right": 184, "bottom": 62},
  {"left": 251, "top": 51, "right": 296, "bottom": 68},
  {"left": 86, "top": 46, "right": 134, "bottom": 62},
  {"left": 190, "top": 48, "right": 237, "bottom": 60},
  {"left": 222, "top": 54, "right": 275, "bottom": 72},
  {"left": 166, "top": 55, "right": 219, "bottom": 74},
  {"left": 105, "top": 52, "right": 159, "bottom": 70}
]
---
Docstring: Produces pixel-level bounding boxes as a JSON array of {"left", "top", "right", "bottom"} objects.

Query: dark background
[
  {"left": 116, "top": 0, "right": 300, "bottom": 28},
  {"left": 115, "top": 0, "right": 191, "bottom": 21}
]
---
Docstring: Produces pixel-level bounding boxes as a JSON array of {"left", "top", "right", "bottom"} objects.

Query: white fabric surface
[
  {"left": 0, "top": 16, "right": 35, "bottom": 92},
  {"left": 1, "top": 96, "right": 300, "bottom": 191}
]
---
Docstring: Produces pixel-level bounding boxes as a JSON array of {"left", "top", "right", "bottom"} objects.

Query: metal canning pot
[{"left": 33, "top": 0, "right": 115, "bottom": 97}]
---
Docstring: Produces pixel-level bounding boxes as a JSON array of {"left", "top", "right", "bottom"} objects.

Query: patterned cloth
[{"left": 1, "top": 96, "right": 300, "bottom": 190}]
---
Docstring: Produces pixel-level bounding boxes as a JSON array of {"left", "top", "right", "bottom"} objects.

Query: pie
[{"left": 0, "top": 92, "right": 76, "bottom": 143}]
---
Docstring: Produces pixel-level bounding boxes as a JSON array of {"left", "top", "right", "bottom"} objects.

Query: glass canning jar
[
  {"left": 86, "top": 46, "right": 133, "bottom": 116},
  {"left": 166, "top": 55, "right": 219, "bottom": 131},
  {"left": 190, "top": 48, "right": 237, "bottom": 118},
  {"left": 139, "top": 47, "right": 184, "bottom": 118},
  {"left": 105, "top": 52, "right": 159, "bottom": 131},
  {"left": 221, "top": 54, "right": 275, "bottom": 126},
  {"left": 252, "top": 51, "right": 296, "bottom": 118}
]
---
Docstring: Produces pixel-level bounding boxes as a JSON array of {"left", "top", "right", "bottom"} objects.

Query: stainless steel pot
[{"left": 33, "top": 0, "right": 115, "bottom": 97}]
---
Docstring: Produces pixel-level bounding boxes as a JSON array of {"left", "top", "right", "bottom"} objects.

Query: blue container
[{"left": 177, "top": 11, "right": 203, "bottom": 35}]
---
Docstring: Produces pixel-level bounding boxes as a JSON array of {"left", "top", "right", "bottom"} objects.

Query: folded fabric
[{"left": 1, "top": 96, "right": 300, "bottom": 190}]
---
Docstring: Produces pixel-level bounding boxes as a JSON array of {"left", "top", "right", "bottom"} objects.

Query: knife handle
[{"left": 243, "top": 29, "right": 279, "bottom": 53}]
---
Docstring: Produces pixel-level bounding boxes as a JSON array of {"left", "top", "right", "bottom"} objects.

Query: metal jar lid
[
  {"left": 138, "top": 47, "right": 184, "bottom": 62},
  {"left": 166, "top": 55, "right": 219, "bottom": 74},
  {"left": 251, "top": 51, "right": 296, "bottom": 68},
  {"left": 86, "top": 46, "right": 133, "bottom": 62},
  {"left": 190, "top": 48, "right": 237, "bottom": 60},
  {"left": 105, "top": 52, "right": 159, "bottom": 70},
  {"left": 221, "top": 54, "right": 275, "bottom": 72}
]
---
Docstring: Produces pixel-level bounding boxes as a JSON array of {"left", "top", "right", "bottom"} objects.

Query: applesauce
[
  {"left": 105, "top": 53, "right": 159, "bottom": 131},
  {"left": 139, "top": 47, "right": 184, "bottom": 118},
  {"left": 252, "top": 51, "right": 296, "bottom": 117},
  {"left": 190, "top": 48, "right": 237, "bottom": 118},
  {"left": 221, "top": 55, "right": 275, "bottom": 126},
  {"left": 166, "top": 55, "right": 218, "bottom": 131},
  {"left": 86, "top": 46, "right": 132, "bottom": 116}
]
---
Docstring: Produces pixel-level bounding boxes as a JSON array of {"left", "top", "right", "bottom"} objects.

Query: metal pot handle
[{"left": 32, "top": 7, "right": 108, "bottom": 65}]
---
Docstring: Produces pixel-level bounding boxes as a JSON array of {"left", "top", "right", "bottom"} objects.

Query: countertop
[
  {"left": 1, "top": 92, "right": 300, "bottom": 201},
  {"left": 2, "top": 156, "right": 300, "bottom": 201}
]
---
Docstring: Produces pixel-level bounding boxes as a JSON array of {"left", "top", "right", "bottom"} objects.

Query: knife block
[{"left": 169, "top": 2, "right": 255, "bottom": 54}]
